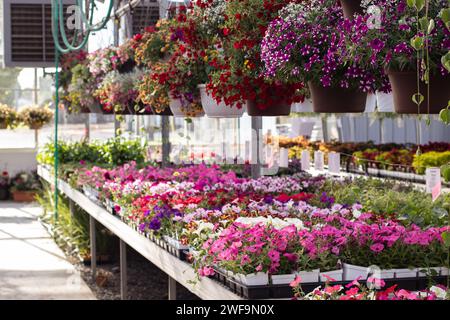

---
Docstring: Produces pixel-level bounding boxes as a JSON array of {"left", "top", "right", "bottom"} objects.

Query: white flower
[
  {"left": 352, "top": 209, "right": 362, "bottom": 219},
  {"left": 235, "top": 216, "right": 267, "bottom": 226},
  {"left": 429, "top": 286, "right": 447, "bottom": 299},
  {"left": 284, "top": 218, "right": 305, "bottom": 230},
  {"left": 194, "top": 221, "right": 215, "bottom": 235}
]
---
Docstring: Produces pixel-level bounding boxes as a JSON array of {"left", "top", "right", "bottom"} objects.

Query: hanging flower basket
[
  {"left": 247, "top": 99, "right": 291, "bottom": 116},
  {"left": 198, "top": 84, "right": 245, "bottom": 118},
  {"left": 88, "top": 103, "right": 104, "bottom": 114},
  {"left": 308, "top": 82, "right": 367, "bottom": 113},
  {"left": 339, "top": 0, "right": 364, "bottom": 19},
  {"left": 29, "top": 123, "right": 43, "bottom": 130},
  {"left": 131, "top": 102, "right": 154, "bottom": 115},
  {"left": 386, "top": 70, "right": 450, "bottom": 114},
  {"left": 169, "top": 98, "right": 204, "bottom": 118},
  {"left": 150, "top": 106, "right": 173, "bottom": 116}
]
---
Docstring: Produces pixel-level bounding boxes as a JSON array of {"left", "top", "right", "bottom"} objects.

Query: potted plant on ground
[
  {"left": 261, "top": 0, "right": 374, "bottom": 113},
  {"left": 10, "top": 171, "right": 41, "bottom": 202},
  {"left": 18, "top": 105, "right": 53, "bottom": 130},
  {"left": 354, "top": 0, "right": 450, "bottom": 114},
  {"left": 0, "top": 104, "right": 17, "bottom": 129},
  {"left": 0, "top": 171, "right": 10, "bottom": 200}
]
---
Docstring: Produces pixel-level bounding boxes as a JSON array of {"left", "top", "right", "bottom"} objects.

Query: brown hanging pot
[
  {"left": 308, "top": 82, "right": 367, "bottom": 113},
  {"left": 386, "top": 70, "right": 450, "bottom": 114},
  {"left": 117, "top": 59, "right": 136, "bottom": 74},
  {"left": 246, "top": 86, "right": 292, "bottom": 117},
  {"left": 340, "top": 0, "right": 364, "bottom": 19},
  {"left": 150, "top": 106, "right": 173, "bottom": 116},
  {"left": 247, "top": 100, "right": 291, "bottom": 116}
]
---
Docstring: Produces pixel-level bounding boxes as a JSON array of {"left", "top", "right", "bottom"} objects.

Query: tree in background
[{"left": 0, "top": 67, "right": 22, "bottom": 107}]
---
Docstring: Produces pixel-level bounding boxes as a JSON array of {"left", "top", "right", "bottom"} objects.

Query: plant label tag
[
  {"left": 328, "top": 152, "right": 340, "bottom": 174},
  {"left": 425, "top": 167, "right": 441, "bottom": 194},
  {"left": 301, "top": 150, "right": 310, "bottom": 171},
  {"left": 432, "top": 182, "right": 441, "bottom": 202},
  {"left": 314, "top": 151, "right": 324, "bottom": 171},
  {"left": 279, "top": 148, "right": 289, "bottom": 168}
]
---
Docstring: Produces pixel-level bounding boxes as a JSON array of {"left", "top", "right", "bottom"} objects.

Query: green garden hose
[{"left": 51, "top": 0, "right": 114, "bottom": 219}]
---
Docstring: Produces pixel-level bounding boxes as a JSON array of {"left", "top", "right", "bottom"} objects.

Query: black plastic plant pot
[{"left": 117, "top": 59, "right": 136, "bottom": 74}]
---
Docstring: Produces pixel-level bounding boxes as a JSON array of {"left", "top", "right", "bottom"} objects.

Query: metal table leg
[
  {"left": 69, "top": 199, "right": 75, "bottom": 218},
  {"left": 168, "top": 276, "right": 177, "bottom": 300},
  {"left": 120, "top": 239, "right": 128, "bottom": 300},
  {"left": 89, "top": 216, "right": 96, "bottom": 280}
]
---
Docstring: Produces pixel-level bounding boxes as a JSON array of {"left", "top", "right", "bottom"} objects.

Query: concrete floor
[{"left": 0, "top": 202, "right": 95, "bottom": 300}]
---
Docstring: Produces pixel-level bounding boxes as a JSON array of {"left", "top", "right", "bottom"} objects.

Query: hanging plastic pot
[
  {"left": 339, "top": 0, "right": 364, "bottom": 19},
  {"left": 132, "top": 102, "right": 155, "bottom": 115},
  {"left": 247, "top": 99, "right": 291, "bottom": 116},
  {"left": 117, "top": 59, "right": 136, "bottom": 74},
  {"left": 291, "top": 99, "right": 313, "bottom": 113},
  {"left": 364, "top": 93, "right": 377, "bottom": 113},
  {"left": 150, "top": 106, "right": 173, "bottom": 116},
  {"left": 375, "top": 91, "right": 395, "bottom": 112},
  {"left": 198, "top": 84, "right": 245, "bottom": 118},
  {"left": 169, "top": 97, "right": 205, "bottom": 118},
  {"left": 308, "top": 82, "right": 367, "bottom": 113},
  {"left": 387, "top": 70, "right": 450, "bottom": 114}
]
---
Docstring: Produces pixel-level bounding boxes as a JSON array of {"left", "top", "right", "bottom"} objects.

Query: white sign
[
  {"left": 425, "top": 167, "right": 441, "bottom": 194},
  {"left": 314, "top": 151, "right": 324, "bottom": 171},
  {"left": 328, "top": 152, "right": 341, "bottom": 174},
  {"left": 279, "top": 148, "right": 289, "bottom": 168},
  {"left": 301, "top": 150, "right": 310, "bottom": 171}
]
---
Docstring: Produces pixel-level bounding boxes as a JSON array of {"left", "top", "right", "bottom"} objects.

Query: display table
[{"left": 37, "top": 165, "right": 242, "bottom": 300}]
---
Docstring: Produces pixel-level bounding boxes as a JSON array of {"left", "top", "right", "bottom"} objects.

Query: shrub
[{"left": 413, "top": 151, "right": 450, "bottom": 175}]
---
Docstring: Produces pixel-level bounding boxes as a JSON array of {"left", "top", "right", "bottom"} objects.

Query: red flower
[{"left": 222, "top": 28, "right": 230, "bottom": 36}]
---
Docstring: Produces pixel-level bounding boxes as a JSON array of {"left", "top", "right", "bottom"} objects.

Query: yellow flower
[
  {"left": 173, "top": 171, "right": 180, "bottom": 177},
  {"left": 203, "top": 56, "right": 208, "bottom": 62}
]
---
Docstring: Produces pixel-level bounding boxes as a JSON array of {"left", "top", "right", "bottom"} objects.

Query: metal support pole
[
  {"left": 251, "top": 116, "right": 262, "bottom": 179},
  {"left": 33, "top": 68, "right": 38, "bottom": 104},
  {"left": 120, "top": 239, "right": 128, "bottom": 300},
  {"left": 89, "top": 216, "right": 96, "bottom": 279},
  {"left": 85, "top": 114, "right": 90, "bottom": 141},
  {"left": 69, "top": 198, "right": 75, "bottom": 218},
  {"left": 34, "top": 129, "right": 39, "bottom": 149},
  {"left": 168, "top": 276, "right": 177, "bottom": 300},
  {"left": 321, "top": 116, "right": 329, "bottom": 142},
  {"left": 161, "top": 115, "right": 170, "bottom": 167}
]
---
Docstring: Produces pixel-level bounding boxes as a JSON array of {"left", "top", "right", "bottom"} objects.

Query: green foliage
[
  {"left": 311, "top": 177, "right": 450, "bottom": 227},
  {"left": 413, "top": 151, "right": 450, "bottom": 174},
  {"left": 37, "top": 137, "right": 147, "bottom": 166},
  {"left": 37, "top": 182, "right": 119, "bottom": 259},
  {"left": 0, "top": 68, "right": 22, "bottom": 106}
]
